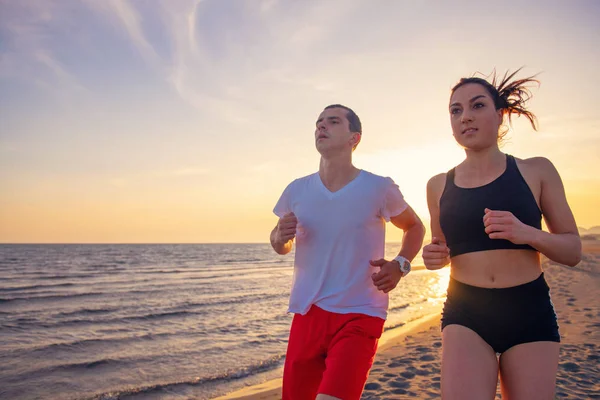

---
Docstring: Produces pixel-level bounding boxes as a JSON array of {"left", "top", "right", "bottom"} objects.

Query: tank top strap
[
  {"left": 445, "top": 168, "right": 456, "bottom": 187},
  {"left": 506, "top": 154, "right": 515, "bottom": 166},
  {"left": 504, "top": 154, "right": 520, "bottom": 177}
]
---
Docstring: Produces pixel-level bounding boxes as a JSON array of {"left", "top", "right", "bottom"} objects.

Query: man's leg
[
  {"left": 317, "top": 313, "right": 385, "bottom": 400},
  {"left": 282, "top": 307, "right": 327, "bottom": 400}
]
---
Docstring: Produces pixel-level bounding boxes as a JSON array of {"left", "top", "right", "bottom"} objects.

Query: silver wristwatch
[{"left": 393, "top": 255, "right": 411, "bottom": 277}]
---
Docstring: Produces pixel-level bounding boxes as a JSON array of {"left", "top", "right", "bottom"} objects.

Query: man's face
[{"left": 314, "top": 107, "right": 359, "bottom": 155}]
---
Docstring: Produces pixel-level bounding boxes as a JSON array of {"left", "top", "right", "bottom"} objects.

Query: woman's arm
[
  {"left": 531, "top": 157, "right": 581, "bottom": 266},
  {"left": 484, "top": 157, "right": 581, "bottom": 266},
  {"left": 423, "top": 173, "right": 451, "bottom": 270}
]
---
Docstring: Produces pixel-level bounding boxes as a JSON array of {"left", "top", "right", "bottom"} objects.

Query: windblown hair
[{"left": 452, "top": 68, "right": 539, "bottom": 140}]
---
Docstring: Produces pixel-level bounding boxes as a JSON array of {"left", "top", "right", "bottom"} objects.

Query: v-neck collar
[{"left": 316, "top": 170, "right": 364, "bottom": 199}]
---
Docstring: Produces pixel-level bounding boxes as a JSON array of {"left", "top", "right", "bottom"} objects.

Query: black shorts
[{"left": 441, "top": 273, "right": 560, "bottom": 354}]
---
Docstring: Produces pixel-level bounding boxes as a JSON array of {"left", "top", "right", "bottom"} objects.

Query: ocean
[{"left": 0, "top": 244, "right": 449, "bottom": 400}]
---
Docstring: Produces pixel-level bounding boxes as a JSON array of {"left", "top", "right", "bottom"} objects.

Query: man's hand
[
  {"left": 370, "top": 258, "right": 402, "bottom": 293},
  {"left": 274, "top": 212, "right": 298, "bottom": 245}
]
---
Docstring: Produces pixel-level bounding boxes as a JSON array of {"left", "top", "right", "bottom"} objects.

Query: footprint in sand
[
  {"left": 400, "top": 371, "right": 415, "bottom": 379},
  {"left": 587, "top": 354, "right": 599, "bottom": 362},
  {"left": 389, "top": 380, "right": 411, "bottom": 389},
  {"left": 560, "top": 362, "right": 581, "bottom": 372},
  {"left": 386, "top": 362, "right": 404, "bottom": 368},
  {"left": 414, "top": 368, "right": 431, "bottom": 376},
  {"left": 363, "top": 382, "right": 381, "bottom": 391}
]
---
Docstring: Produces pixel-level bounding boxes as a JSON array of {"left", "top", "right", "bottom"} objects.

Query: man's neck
[{"left": 318, "top": 154, "right": 360, "bottom": 193}]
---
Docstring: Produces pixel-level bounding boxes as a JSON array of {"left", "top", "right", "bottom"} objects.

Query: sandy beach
[{"left": 214, "top": 237, "right": 600, "bottom": 399}]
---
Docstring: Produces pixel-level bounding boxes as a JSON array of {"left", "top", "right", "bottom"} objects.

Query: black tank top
[{"left": 439, "top": 154, "right": 542, "bottom": 257}]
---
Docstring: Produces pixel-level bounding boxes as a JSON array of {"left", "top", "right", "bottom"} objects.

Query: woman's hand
[
  {"left": 483, "top": 208, "right": 534, "bottom": 245},
  {"left": 422, "top": 237, "right": 450, "bottom": 270}
]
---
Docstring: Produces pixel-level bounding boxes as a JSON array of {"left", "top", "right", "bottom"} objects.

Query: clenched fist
[
  {"left": 274, "top": 212, "right": 298, "bottom": 245},
  {"left": 422, "top": 237, "right": 450, "bottom": 270}
]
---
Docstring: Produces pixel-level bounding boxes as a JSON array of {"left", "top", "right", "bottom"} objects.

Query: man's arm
[
  {"left": 270, "top": 212, "right": 297, "bottom": 255},
  {"left": 371, "top": 206, "right": 425, "bottom": 293},
  {"left": 389, "top": 205, "right": 426, "bottom": 263}
]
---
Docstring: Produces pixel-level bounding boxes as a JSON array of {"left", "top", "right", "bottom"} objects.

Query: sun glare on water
[{"left": 429, "top": 268, "right": 451, "bottom": 302}]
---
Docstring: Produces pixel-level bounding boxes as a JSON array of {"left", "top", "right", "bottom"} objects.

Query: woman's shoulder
[
  {"left": 427, "top": 172, "right": 448, "bottom": 194},
  {"left": 514, "top": 155, "right": 558, "bottom": 176},
  {"left": 513, "top": 156, "right": 563, "bottom": 189}
]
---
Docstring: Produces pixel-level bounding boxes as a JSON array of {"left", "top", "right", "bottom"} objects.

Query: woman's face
[{"left": 449, "top": 83, "right": 503, "bottom": 150}]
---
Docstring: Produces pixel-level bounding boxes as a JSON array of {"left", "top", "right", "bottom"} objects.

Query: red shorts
[{"left": 282, "top": 305, "right": 385, "bottom": 400}]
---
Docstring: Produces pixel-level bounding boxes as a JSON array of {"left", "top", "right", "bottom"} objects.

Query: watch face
[
  {"left": 401, "top": 261, "right": 411, "bottom": 273},
  {"left": 394, "top": 257, "right": 410, "bottom": 275}
]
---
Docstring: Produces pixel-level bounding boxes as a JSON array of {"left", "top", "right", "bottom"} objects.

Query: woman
[{"left": 423, "top": 69, "right": 581, "bottom": 400}]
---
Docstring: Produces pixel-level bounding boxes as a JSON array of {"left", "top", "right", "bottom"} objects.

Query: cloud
[
  {"left": 78, "top": 0, "right": 371, "bottom": 124},
  {"left": 84, "top": 0, "right": 160, "bottom": 66},
  {"left": 80, "top": 0, "right": 255, "bottom": 122},
  {"left": 0, "top": 2, "right": 85, "bottom": 92},
  {"left": 0, "top": 0, "right": 390, "bottom": 125},
  {"left": 33, "top": 50, "right": 87, "bottom": 93}
]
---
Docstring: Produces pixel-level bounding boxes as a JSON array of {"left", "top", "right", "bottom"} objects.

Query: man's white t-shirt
[{"left": 273, "top": 170, "right": 408, "bottom": 320}]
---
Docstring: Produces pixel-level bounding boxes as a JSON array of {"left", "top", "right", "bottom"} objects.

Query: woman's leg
[
  {"left": 442, "top": 325, "right": 499, "bottom": 400},
  {"left": 498, "top": 341, "right": 560, "bottom": 400}
]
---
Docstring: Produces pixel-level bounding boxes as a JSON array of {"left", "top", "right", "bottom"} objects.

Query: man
[{"left": 271, "top": 104, "right": 425, "bottom": 400}]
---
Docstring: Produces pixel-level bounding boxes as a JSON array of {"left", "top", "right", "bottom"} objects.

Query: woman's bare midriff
[{"left": 450, "top": 249, "right": 542, "bottom": 288}]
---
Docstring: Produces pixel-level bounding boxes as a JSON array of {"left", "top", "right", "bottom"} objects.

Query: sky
[{"left": 1, "top": 0, "right": 599, "bottom": 243}]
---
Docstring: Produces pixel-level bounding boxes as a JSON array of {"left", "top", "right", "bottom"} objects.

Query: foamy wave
[{"left": 88, "top": 354, "right": 285, "bottom": 400}]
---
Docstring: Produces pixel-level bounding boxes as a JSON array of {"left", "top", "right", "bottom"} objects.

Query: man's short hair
[{"left": 324, "top": 104, "right": 362, "bottom": 134}]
